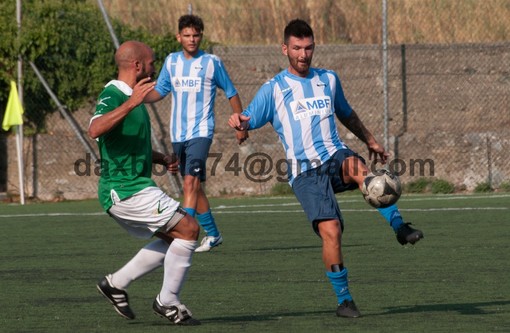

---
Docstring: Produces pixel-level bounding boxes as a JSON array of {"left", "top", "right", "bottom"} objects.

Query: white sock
[
  {"left": 158, "top": 238, "right": 197, "bottom": 306},
  {"left": 110, "top": 239, "right": 169, "bottom": 289}
]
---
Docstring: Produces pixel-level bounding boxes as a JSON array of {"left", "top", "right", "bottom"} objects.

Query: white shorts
[{"left": 108, "top": 186, "right": 185, "bottom": 239}]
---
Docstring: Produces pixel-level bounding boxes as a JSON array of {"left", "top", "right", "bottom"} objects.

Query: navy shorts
[
  {"left": 292, "top": 149, "right": 365, "bottom": 235},
  {"left": 172, "top": 138, "right": 212, "bottom": 182}
]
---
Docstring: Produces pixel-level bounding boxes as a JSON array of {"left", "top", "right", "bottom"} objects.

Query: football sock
[
  {"left": 183, "top": 207, "right": 196, "bottom": 218},
  {"left": 159, "top": 238, "right": 197, "bottom": 306},
  {"left": 197, "top": 209, "right": 220, "bottom": 237},
  {"left": 377, "top": 204, "right": 404, "bottom": 232},
  {"left": 326, "top": 267, "right": 353, "bottom": 304},
  {"left": 111, "top": 239, "right": 169, "bottom": 289}
]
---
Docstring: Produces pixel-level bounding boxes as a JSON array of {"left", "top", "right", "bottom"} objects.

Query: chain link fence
[
  {"left": 2, "top": 0, "right": 509, "bottom": 201},
  {"left": 3, "top": 41, "right": 509, "bottom": 201}
]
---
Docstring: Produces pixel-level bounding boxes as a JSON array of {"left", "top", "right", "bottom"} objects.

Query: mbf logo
[
  {"left": 290, "top": 97, "right": 332, "bottom": 120},
  {"left": 173, "top": 77, "right": 202, "bottom": 92}
]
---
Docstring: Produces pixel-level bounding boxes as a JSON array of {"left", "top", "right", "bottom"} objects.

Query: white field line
[
  {"left": 1, "top": 207, "right": 506, "bottom": 218},
  {"left": 214, "top": 207, "right": 508, "bottom": 214},
  {"left": 0, "top": 194, "right": 507, "bottom": 218},
  {"left": 215, "top": 193, "right": 510, "bottom": 210}
]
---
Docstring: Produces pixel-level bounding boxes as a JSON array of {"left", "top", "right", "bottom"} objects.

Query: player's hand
[
  {"left": 163, "top": 153, "right": 179, "bottom": 174},
  {"left": 236, "top": 129, "right": 249, "bottom": 145},
  {"left": 368, "top": 141, "right": 389, "bottom": 165},
  {"left": 229, "top": 113, "right": 250, "bottom": 131},
  {"left": 130, "top": 77, "right": 156, "bottom": 107}
]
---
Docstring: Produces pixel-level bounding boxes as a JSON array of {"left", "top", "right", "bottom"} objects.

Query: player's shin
[
  {"left": 326, "top": 266, "right": 353, "bottom": 304},
  {"left": 158, "top": 238, "right": 197, "bottom": 306},
  {"left": 376, "top": 204, "right": 404, "bottom": 232},
  {"left": 111, "top": 239, "right": 168, "bottom": 289},
  {"left": 197, "top": 209, "right": 219, "bottom": 237}
]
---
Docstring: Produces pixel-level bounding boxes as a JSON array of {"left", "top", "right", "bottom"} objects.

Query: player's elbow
[
  {"left": 88, "top": 126, "right": 99, "bottom": 140},
  {"left": 87, "top": 120, "right": 101, "bottom": 140}
]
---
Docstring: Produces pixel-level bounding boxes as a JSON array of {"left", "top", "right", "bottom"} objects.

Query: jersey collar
[{"left": 105, "top": 80, "right": 133, "bottom": 96}]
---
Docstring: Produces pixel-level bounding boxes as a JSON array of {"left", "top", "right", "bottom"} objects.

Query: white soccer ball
[{"left": 361, "top": 169, "right": 402, "bottom": 208}]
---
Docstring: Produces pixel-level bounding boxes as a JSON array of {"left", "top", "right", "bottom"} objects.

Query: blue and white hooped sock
[
  {"left": 197, "top": 209, "right": 220, "bottom": 237},
  {"left": 326, "top": 268, "right": 353, "bottom": 304},
  {"left": 377, "top": 204, "right": 404, "bottom": 232}
]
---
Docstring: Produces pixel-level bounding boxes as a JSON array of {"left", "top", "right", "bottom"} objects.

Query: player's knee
[
  {"left": 183, "top": 176, "right": 200, "bottom": 194},
  {"left": 343, "top": 156, "right": 368, "bottom": 186},
  {"left": 183, "top": 215, "right": 200, "bottom": 240},
  {"left": 318, "top": 220, "right": 342, "bottom": 242}
]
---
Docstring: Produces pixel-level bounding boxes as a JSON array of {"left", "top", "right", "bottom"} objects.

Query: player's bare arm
[
  {"left": 88, "top": 78, "right": 155, "bottom": 139},
  {"left": 143, "top": 89, "right": 164, "bottom": 104},
  {"left": 339, "top": 110, "right": 388, "bottom": 164},
  {"left": 153, "top": 151, "right": 179, "bottom": 174},
  {"left": 229, "top": 94, "right": 249, "bottom": 144}
]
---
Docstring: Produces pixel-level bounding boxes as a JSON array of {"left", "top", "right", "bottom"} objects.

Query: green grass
[{"left": 1, "top": 193, "right": 509, "bottom": 332}]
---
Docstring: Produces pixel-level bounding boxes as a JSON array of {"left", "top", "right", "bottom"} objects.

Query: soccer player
[
  {"left": 89, "top": 41, "right": 200, "bottom": 325},
  {"left": 145, "top": 15, "right": 247, "bottom": 252},
  {"left": 229, "top": 19, "right": 424, "bottom": 318}
]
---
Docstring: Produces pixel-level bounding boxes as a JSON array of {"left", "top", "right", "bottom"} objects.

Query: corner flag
[{"left": 2, "top": 80, "right": 24, "bottom": 131}]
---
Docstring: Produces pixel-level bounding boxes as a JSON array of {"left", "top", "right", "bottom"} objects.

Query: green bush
[
  {"left": 405, "top": 178, "right": 430, "bottom": 193},
  {"left": 431, "top": 179, "right": 455, "bottom": 194},
  {"left": 1, "top": 0, "right": 182, "bottom": 132},
  {"left": 474, "top": 182, "right": 493, "bottom": 193},
  {"left": 271, "top": 182, "right": 294, "bottom": 196},
  {"left": 499, "top": 181, "right": 510, "bottom": 192}
]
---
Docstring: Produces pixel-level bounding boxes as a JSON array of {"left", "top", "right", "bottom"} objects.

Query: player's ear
[
  {"left": 282, "top": 43, "right": 288, "bottom": 56},
  {"left": 133, "top": 60, "right": 141, "bottom": 72}
]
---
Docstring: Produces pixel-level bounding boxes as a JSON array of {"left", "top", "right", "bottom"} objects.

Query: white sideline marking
[
  {"left": 215, "top": 194, "right": 510, "bottom": 210},
  {"left": 0, "top": 212, "right": 105, "bottom": 218},
  {"left": 0, "top": 194, "right": 507, "bottom": 218},
  {"left": 213, "top": 207, "right": 508, "bottom": 214}
]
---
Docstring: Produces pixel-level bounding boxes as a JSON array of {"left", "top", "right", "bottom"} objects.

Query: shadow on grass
[
  {"left": 250, "top": 243, "right": 368, "bottom": 252},
  {"left": 183, "top": 310, "right": 333, "bottom": 324},
  {"left": 374, "top": 300, "right": 510, "bottom": 316},
  {"left": 150, "top": 300, "right": 509, "bottom": 325}
]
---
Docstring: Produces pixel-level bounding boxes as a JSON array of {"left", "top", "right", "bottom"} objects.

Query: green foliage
[
  {"left": 0, "top": 2, "right": 19, "bottom": 110},
  {"left": 431, "top": 178, "right": 455, "bottom": 194},
  {"left": 271, "top": 182, "right": 294, "bottom": 195},
  {"left": 405, "top": 178, "right": 430, "bottom": 193},
  {"left": 0, "top": 0, "right": 181, "bottom": 132},
  {"left": 474, "top": 182, "right": 493, "bottom": 193},
  {"left": 499, "top": 181, "right": 510, "bottom": 192}
]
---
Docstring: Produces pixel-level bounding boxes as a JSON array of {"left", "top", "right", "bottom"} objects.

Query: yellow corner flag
[{"left": 2, "top": 80, "right": 24, "bottom": 131}]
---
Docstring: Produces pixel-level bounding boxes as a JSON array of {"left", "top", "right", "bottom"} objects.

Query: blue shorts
[
  {"left": 172, "top": 138, "right": 212, "bottom": 182},
  {"left": 292, "top": 149, "right": 365, "bottom": 235}
]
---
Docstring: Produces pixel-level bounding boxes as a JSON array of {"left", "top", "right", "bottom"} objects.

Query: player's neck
[
  {"left": 182, "top": 49, "right": 201, "bottom": 59},
  {"left": 287, "top": 66, "right": 310, "bottom": 78}
]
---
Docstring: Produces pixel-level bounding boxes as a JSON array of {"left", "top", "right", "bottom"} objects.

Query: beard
[{"left": 289, "top": 57, "right": 312, "bottom": 76}]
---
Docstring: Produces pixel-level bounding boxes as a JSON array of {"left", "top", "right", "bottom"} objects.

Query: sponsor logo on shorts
[{"left": 156, "top": 201, "right": 168, "bottom": 214}]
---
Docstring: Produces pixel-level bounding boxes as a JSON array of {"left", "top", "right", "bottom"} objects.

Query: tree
[{"left": 0, "top": 0, "right": 180, "bottom": 132}]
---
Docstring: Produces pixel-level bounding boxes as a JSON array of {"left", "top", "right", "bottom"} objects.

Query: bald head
[
  {"left": 115, "top": 41, "right": 152, "bottom": 70},
  {"left": 114, "top": 41, "right": 156, "bottom": 85}
]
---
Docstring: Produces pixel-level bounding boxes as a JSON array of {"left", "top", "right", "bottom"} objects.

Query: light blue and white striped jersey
[
  {"left": 155, "top": 50, "right": 238, "bottom": 142},
  {"left": 243, "top": 68, "right": 353, "bottom": 184}
]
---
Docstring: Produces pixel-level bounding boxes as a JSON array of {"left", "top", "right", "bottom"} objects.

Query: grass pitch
[{"left": 0, "top": 193, "right": 509, "bottom": 332}]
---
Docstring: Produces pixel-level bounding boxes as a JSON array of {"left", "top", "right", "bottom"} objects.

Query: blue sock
[
  {"left": 326, "top": 268, "right": 352, "bottom": 304},
  {"left": 377, "top": 204, "right": 404, "bottom": 232},
  {"left": 183, "top": 207, "right": 196, "bottom": 218},
  {"left": 197, "top": 209, "right": 219, "bottom": 237}
]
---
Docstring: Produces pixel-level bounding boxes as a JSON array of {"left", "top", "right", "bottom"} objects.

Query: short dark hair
[
  {"left": 178, "top": 14, "right": 204, "bottom": 32},
  {"left": 284, "top": 19, "right": 314, "bottom": 44}
]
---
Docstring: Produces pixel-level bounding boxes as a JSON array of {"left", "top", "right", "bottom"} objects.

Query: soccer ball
[{"left": 361, "top": 169, "right": 402, "bottom": 208}]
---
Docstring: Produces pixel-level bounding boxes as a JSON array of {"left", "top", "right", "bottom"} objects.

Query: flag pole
[{"left": 16, "top": 0, "right": 25, "bottom": 205}]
